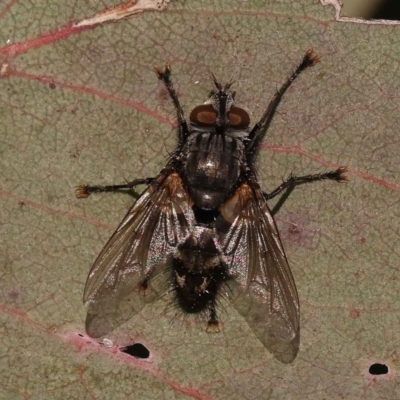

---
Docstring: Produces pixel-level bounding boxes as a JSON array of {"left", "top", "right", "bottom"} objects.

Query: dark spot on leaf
[
  {"left": 49, "top": 83, "right": 56, "bottom": 89},
  {"left": 78, "top": 333, "right": 84, "bottom": 337},
  {"left": 157, "top": 88, "right": 168, "bottom": 101},
  {"left": 288, "top": 224, "right": 300, "bottom": 235},
  {"left": 278, "top": 212, "right": 319, "bottom": 250},
  {"left": 8, "top": 288, "right": 20, "bottom": 301},
  {"left": 69, "top": 146, "right": 81, "bottom": 158},
  {"left": 369, "top": 363, "right": 388, "bottom": 375},
  {"left": 349, "top": 309, "right": 360, "bottom": 318},
  {"left": 121, "top": 343, "right": 150, "bottom": 359}
]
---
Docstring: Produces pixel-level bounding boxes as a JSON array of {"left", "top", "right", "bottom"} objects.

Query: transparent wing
[
  {"left": 83, "top": 170, "right": 194, "bottom": 315},
  {"left": 217, "top": 182, "right": 299, "bottom": 363}
]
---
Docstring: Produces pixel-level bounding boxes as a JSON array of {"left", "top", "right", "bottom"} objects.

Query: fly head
[{"left": 189, "top": 76, "right": 250, "bottom": 134}]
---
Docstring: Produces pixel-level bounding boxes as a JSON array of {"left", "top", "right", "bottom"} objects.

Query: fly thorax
[{"left": 182, "top": 132, "right": 245, "bottom": 210}]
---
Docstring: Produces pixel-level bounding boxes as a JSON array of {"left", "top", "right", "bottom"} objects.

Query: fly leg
[
  {"left": 246, "top": 49, "right": 320, "bottom": 159},
  {"left": 154, "top": 62, "right": 190, "bottom": 142},
  {"left": 264, "top": 166, "right": 348, "bottom": 201},
  {"left": 75, "top": 177, "right": 155, "bottom": 198},
  {"left": 263, "top": 167, "right": 348, "bottom": 215},
  {"left": 205, "top": 301, "right": 221, "bottom": 333}
]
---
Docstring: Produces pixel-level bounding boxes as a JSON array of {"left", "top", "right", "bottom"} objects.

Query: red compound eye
[
  {"left": 190, "top": 105, "right": 217, "bottom": 126},
  {"left": 228, "top": 107, "right": 250, "bottom": 128}
]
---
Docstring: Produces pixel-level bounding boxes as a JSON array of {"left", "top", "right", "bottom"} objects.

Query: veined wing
[
  {"left": 217, "top": 182, "right": 299, "bottom": 363},
  {"left": 84, "top": 169, "right": 194, "bottom": 315}
]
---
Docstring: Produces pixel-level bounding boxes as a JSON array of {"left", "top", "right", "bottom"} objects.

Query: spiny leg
[
  {"left": 154, "top": 62, "right": 190, "bottom": 142},
  {"left": 247, "top": 49, "right": 320, "bottom": 158},
  {"left": 75, "top": 177, "right": 155, "bottom": 198},
  {"left": 264, "top": 166, "right": 348, "bottom": 201},
  {"left": 205, "top": 301, "right": 221, "bottom": 333}
]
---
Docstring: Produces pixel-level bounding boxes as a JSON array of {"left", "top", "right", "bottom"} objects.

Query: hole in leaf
[
  {"left": 341, "top": 0, "right": 400, "bottom": 21},
  {"left": 121, "top": 343, "right": 150, "bottom": 359},
  {"left": 369, "top": 363, "right": 388, "bottom": 375},
  {"left": 371, "top": 0, "right": 400, "bottom": 20}
]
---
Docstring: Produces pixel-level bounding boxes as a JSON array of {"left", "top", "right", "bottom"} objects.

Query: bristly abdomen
[{"left": 173, "top": 259, "right": 227, "bottom": 314}]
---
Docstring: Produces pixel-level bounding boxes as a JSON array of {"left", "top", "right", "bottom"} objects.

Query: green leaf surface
[{"left": 1, "top": 0, "right": 399, "bottom": 399}]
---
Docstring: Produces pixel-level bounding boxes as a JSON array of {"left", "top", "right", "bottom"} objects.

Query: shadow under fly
[{"left": 76, "top": 49, "right": 347, "bottom": 363}]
